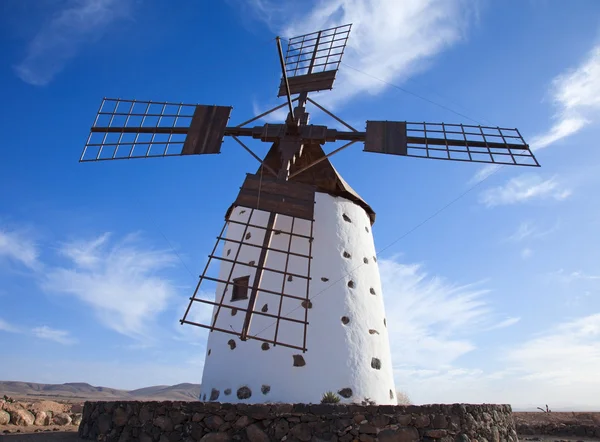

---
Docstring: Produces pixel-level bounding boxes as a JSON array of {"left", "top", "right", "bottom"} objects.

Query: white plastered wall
[{"left": 199, "top": 191, "right": 396, "bottom": 404}]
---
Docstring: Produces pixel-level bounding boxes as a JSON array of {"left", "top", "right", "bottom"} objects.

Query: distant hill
[{"left": 0, "top": 381, "right": 201, "bottom": 402}]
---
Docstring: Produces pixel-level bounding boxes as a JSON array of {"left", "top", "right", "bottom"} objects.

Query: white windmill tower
[{"left": 80, "top": 24, "right": 540, "bottom": 405}]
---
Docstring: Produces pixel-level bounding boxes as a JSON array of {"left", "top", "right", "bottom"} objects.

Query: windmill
[{"left": 81, "top": 23, "right": 539, "bottom": 405}]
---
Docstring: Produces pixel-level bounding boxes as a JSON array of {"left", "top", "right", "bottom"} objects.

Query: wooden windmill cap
[{"left": 259, "top": 141, "right": 376, "bottom": 224}]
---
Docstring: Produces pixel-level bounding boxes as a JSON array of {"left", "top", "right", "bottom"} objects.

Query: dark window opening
[{"left": 231, "top": 275, "right": 250, "bottom": 301}]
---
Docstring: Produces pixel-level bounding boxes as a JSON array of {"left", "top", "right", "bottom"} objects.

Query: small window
[{"left": 231, "top": 276, "right": 250, "bottom": 301}]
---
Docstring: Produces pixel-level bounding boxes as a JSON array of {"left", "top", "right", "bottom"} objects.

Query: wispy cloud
[
  {"left": 14, "top": 0, "right": 133, "bottom": 86},
  {"left": 529, "top": 44, "right": 600, "bottom": 150},
  {"left": 506, "top": 220, "right": 558, "bottom": 242},
  {"left": 172, "top": 291, "right": 214, "bottom": 346},
  {"left": 521, "top": 248, "right": 533, "bottom": 259},
  {"left": 380, "top": 258, "right": 491, "bottom": 368},
  {"left": 508, "top": 222, "right": 537, "bottom": 242},
  {"left": 468, "top": 164, "right": 501, "bottom": 185},
  {"left": 0, "top": 227, "right": 39, "bottom": 269},
  {"left": 394, "top": 313, "right": 600, "bottom": 407},
  {"left": 469, "top": 43, "right": 600, "bottom": 184},
  {"left": 550, "top": 269, "right": 600, "bottom": 284},
  {"left": 42, "top": 233, "right": 178, "bottom": 340},
  {"left": 479, "top": 174, "right": 571, "bottom": 207},
  {"left": 32, "top": 326, "right": 77, "bottom": 345},
  {"left": 0, "top": 318, "right": 20, "bottom": 333},
  {"left": 486, "top": 316, "right": 521, "bottom": 331},
  {"left": 251, "top": 100, "right": 289, "bottom": 124},
  {"left": 506, "top": 314, "right": 600, "bottom": 386},
  {"left": 246, "top": 0, "right": 476, "bottom": 109}
]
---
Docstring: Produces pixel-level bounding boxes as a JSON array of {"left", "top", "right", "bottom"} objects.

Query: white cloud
[
  {"left": 14, "top": 0, "right": 133, "bottom": 86},
  {"left": 530, "top": 117, "right": 588, "bottom": 150},
  {"left": 32, "top": 326, "right": 77, "bottom": 345},
  {"left": 172, "top": 291, "right": 215, "bottom": 345},
  {"left": 506, "top": 221, "right": 558, "bottom": 242},
  {"left": 471, "top": 45, "right": 600, "bottom": 186},
  {"left": 521, "top": 248, "right": 533, "bottom": 259},
  {"left": 251, "top": 100, "right": 289, "bottom": 124},
  {"left": 506, "top": 314, "right": 600, "bottom": 387},
  {"left": 486, "top": 316, "right": 521, "bottom": 331},
  {"left": 0, "top": 318, "right": 20, "bottom": 333},
  {"left": 379, "top": 258, "right": 491, "bottom": 368},
  {"left": 0, "top": 228, "right": 38, "bottom": 268},
  {"left": 508, "top": 222, "right": 536, "bottom": 242},
  {"left": 530, "top": 45, "right": 600, "bottom": 150},
  {"left": 395, "top": 313, "right": 600, "bottom": 408},
  {"left": 42, "top": 233, "right": 178, "bottom": 340},
  {"left": 479, "top": 174, "right": 571, "bottom": 207},
  {"left": 468, "top": 164, "right": 501, "bottom": 185},
  {"left": 246, "top": 0, "right": 476, "bottom": 109},
  {"left": 550, "top": 269, "right": 600, "bottom": 284}
]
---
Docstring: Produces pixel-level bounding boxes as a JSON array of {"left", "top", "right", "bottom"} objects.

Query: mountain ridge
[{"left": 0, "top": 380, "right": 201, "bottom": 402}]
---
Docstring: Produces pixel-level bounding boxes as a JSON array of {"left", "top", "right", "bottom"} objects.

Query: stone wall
[
  {"left": 79, "top": 401, "right": 518, "bottom": 442},
  {"left": 513, "top": 412, "right": 600, "bottom": 439}
]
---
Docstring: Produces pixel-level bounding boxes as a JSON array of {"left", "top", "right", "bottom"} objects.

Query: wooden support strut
[{"left": 240, "top": 211, "right": 277, "bottom": 341}]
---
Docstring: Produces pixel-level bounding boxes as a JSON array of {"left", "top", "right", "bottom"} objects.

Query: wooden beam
[{"left": 240, "top": 212, "right": 277, "bottom": 341}]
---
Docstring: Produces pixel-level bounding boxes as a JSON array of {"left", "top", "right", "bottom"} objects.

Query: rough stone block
[
  {"left": 246, "top": 423, "right": 270, "bottom": 442},
  {"left": 290, "top": 422, "right": 313, "bottom": 441},
  {"left": 378, "top": 427, "right": 420, "bottom": 442},
  {"left": 425, "top": 429, "right": 448, "bottom": 438}
]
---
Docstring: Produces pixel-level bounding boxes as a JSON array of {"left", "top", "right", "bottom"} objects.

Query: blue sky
[{"left": 1, "top": 0, "right": 600, "bottom": 410}]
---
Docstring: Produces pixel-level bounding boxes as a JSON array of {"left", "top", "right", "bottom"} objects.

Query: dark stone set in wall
[{"left": 79, "top": 401, "right": 518, "bottom": 442}]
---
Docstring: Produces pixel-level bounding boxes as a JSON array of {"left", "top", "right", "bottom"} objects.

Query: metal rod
[
  {"left": 227, "top": 218, "right": 313, "bottom": 239},
  {"left": 208, "top": 254, "right": 311, "bottom": 280},
  {"left": 164, "top": 102, "right": 183, "bottom": 156},
  {"left": 102, "top": 98, "right": 197, "bottom": 107},
  {"left": 288, "top": 23, "right": 351, "bottom": 39},
  {"left": 231, "top": 136, "right": 278, "bottom": 177},
  {"left": 302, "top": 219, "right": 314, "bottom": 353},
  {"left": 273, "top": 217, "right": 295, "bottom": 346},
  {"left": 402, "top": 152, "right": 539, "bottom": 167},
  {"left": 216, "top": 235, "right": 312, "bottom": 259},
  {"left": 190, "top": 297, "right": 308, "bottom": 325},
  {"left": 235, "top": 102, "right": 288, "bottom": 128},
  {"left": 306, "top": 97, "right": 358, "bottom": 132},
  {"left": 180, "top": 221, "right": 229, "bottom": 324},
  {"left": 460, "top": 123, "right": 473, "bottom": 162},
  {"left": 276, "top": 36, "right": 295, "bottom": 120},
  {"left": 211, "top": 208, "right": 256, "bottom": 329},
  {"left": 198, "top": 275, "right": 310, "bottom": 301},
  {"left": 288, "top": 140, "right": 356, "bottom": 179},
  {"left": 81, "top": 99, "right": 106, "bottom": 162},
  {"left": 131, "top": 101, "right": 151, "bottom": 157},
  {"left": 180, "top": 319, "right": 306, "bottom": 351}
]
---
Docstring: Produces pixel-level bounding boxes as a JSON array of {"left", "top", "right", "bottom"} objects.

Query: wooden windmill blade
[
  {"left": 363, "top": 120, "right": 540, "bottom": 167},
  {"left": 81, "top": 98, "right": 233, "bottom": 162},
  {"left": 278, "top": 23, "right": 352, "bottom": 96}
]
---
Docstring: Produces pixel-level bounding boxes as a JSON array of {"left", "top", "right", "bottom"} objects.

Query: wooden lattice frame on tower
[{"left": 80, "top": 23, "right": 540, "bottom": 353}]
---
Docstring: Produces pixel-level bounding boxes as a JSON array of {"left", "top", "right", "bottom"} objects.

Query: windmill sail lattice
[
  {"left": 79, "top": 22, "right": 540, "bottom": 405},
  {"left": 82, "top": 98, "right": 231, "bottom": 162},
  {"left": 181, "top": 189, "right": 315, "bottom": 352},
  {"left": 278, "top": 23, "right": 351, "bottom": 96}
]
